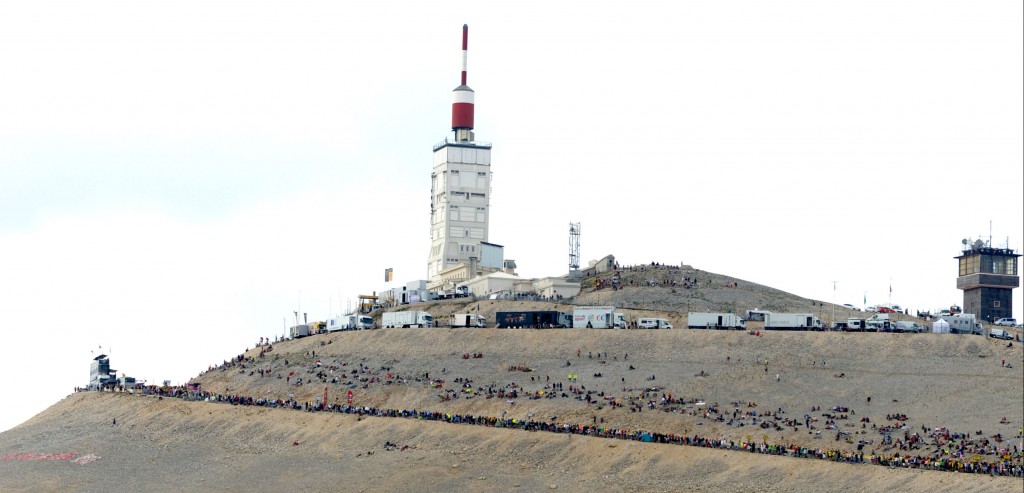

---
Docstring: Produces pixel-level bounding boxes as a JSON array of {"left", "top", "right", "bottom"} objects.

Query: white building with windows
[{"left": 427, "top": 140, "right": 492, "bottom": 280}]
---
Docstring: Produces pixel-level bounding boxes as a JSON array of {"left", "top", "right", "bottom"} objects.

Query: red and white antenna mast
[{"left": 451, "top": 24, "right": 475, "bottom": 142}]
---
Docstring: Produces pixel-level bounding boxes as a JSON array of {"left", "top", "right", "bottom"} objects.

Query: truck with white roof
[
  {"left": 448, "top": 313, "right": 486, "bottom": 328},
  {"left": 328, "top": 314, "right": 374, "bottom": 331},
  {"left": 573, "top": 306, "right": 626, "bottom": 328},
  {"left": 637, "top": 317, "right": 673, "bottom": 329},
  {"left": 382, "top": 311, "right": 434, "bottom": 328},
  {"left": 289, "top": 324, "right": 310, "bottom": 338},
  {"left": 688, "top": 313, "right": 745, "bottom": 330},
  {"left": 938, "top": 313, "right": 981, "bottom": 335},
  {"left": 764, "top": 313, "right": 822, "bottom": 331}
]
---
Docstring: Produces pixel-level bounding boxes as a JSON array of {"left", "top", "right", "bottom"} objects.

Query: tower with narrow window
[
  {"left": 955, "top": 239, "right": 1020, "bottom": 323},
  {"left": 427, "top": 25, "right": 492, "bottom": 281}
]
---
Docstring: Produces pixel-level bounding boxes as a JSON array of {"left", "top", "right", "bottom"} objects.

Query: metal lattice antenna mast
[{"left": 569, "top": 222, "right": 581, "bottom": 273}]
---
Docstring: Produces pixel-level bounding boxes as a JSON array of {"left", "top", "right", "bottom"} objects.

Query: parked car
[{"left": 994, "top": 318, "right": 1017, "bottom": 327}]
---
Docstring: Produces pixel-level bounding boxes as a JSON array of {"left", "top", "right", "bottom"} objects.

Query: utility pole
[{"left": 832, "top": 281, "right": 837, "bottom": 330}]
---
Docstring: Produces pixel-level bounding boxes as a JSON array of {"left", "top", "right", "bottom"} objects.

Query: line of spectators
[{"left": 96, "top": 386, "right": 1023, "bottom": 478}]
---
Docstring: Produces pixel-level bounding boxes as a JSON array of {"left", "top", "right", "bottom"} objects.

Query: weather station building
[
  {"left": 427, "top": 25, "right": 502, "bottom": 288},
  {"left": 956, "top": 238, "right": 1020, "bottom": 323},
  {"left": 89, "top": 354, "right": 115, "bottom": 390},
  {"left": 88, "top": 352, "right": 140, "bottom": 390}
]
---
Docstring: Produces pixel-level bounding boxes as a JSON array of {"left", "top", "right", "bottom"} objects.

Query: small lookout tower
[
  {"left": 955, "top": 238, "right": 1020, "bottom": 323},
  {"left": 89, "top": 354, "right": 115, "bottom": 390}
]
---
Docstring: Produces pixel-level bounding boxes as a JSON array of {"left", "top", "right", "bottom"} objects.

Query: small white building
[
  {"left": 576, "top": 255, "right": 616, "bottom": 278},
  {"left": 532, "top": 277, "right": 581, "bottom": 299},
  {"left": 463, "top": 271, "right": 524, "bottom": 298}
]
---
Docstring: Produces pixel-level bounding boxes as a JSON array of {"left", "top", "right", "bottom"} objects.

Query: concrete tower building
[
  {"left": 955, "top": 239, "right": 1020, "bottom": 323},
  {"left": 427, "top": 25, "right": 493, "bottom": 281}
]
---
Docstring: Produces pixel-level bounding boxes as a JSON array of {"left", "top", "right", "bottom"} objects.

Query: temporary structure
[{"left": 932, "top": 318, "right": 951, "bottom": 334}]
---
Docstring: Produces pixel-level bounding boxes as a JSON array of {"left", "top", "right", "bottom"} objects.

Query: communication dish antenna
[
  {"left": 973, "top": 239, "right": 984, "bottom": 249},
  {"left": 961, "top": 238, "right": 968, "bottom": 246}
]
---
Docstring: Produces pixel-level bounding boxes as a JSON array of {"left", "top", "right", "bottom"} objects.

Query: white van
[
  {"left": 994, "top": 318, "right": 1017, "bottom": 327},
  {"left": 637, "top": 318, "right": 673, "bottom": 329}
]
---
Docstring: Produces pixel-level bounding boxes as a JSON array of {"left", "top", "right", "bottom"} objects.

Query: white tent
[{"left": 932, "top": 319, "right": 951, "bottom": 334}]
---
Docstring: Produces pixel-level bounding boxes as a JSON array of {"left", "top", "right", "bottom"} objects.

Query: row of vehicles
[
  {"left": 301, "top": 307, "right": 1015, "bottom": 338},
  {"left": 689, "top": 311, "right": 1015, "bottom": 337},
  {"left": 495, "top": 307, "right": 670, "bottom": 329},
  {"left": 688, "top": 312, "right": 824, "bottom": 330},
  {"left": 377, "top": 306, "right": 673, "bottom": 329},
  {"left": 290, "top": 314, "right": 376, "bottom": 337}
]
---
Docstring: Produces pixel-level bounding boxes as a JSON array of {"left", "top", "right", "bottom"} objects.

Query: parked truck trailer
[
  {"left": 688, "top": 313, "right": 745, "bottom": 329},
  {"left": 289, "top": 324, "right": 310, "bottom": 338},
  {"left": 495, "top": 311, "right": 572, "bottom": 328},
  {"left": 764, "top": 313, "right": 822, "bottom": 330},
  {"left": 572, "top": 306, "right": 626, "bottom": 328},
  {"left": 382, "top": 311, "right": 434, "bottom": 328},
  {"left": 939, "top": 313, "right": 981, "bottom": 335},
  {"left": 328, "top": 314, "right": 374, "bottom": 331},
  {"left": 448, "top": 313, "right": 486, "bottom": 328}
]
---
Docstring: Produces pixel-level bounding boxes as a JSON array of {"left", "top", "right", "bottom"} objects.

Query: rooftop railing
[{"left": 433, "top": 138, "right": 492, "bottom": 151}]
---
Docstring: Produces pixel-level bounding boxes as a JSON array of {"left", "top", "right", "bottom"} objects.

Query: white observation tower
[{"left": 427, "top": 24, "right": 493, "bottom": 281}]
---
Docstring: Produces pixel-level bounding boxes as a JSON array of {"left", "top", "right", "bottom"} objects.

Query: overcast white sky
[{"left": 1, "top": 1, "right": 1020, "bottom": 432}]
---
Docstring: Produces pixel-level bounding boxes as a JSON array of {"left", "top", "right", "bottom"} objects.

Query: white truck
[
  {"left": 764, "top": 313, "right": 822, "bottom": 330},
  {"left": 637, "top": 317, "right": 673, "bottom": 329},
  {"left": 436, "top": 285, "right": 470, "bottom": 300},
  {"left": 573, "top": 306, "right": 626, "bottom": 328},
  {"left": 893, "top": 321, "right": 921, "bottom": 333},
  {"left": 289, "top": 324, "right": 310, "bottom": 338},
  {"left": 688, "top": 313, "right": 745, "bottom": 330},
  {"left": 448, "top": 313, "right": 486, "bottom": 328},
  {"left": 939, "top": 314, "right": 981, "bottom": 335},
  {"left": 382, "top": 311, "right": 434, "bottom": 328},
  {"left": 327, "top": 314, "right": 374, "bottom": 331}
]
